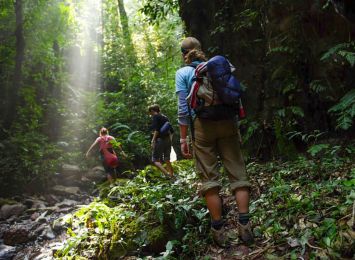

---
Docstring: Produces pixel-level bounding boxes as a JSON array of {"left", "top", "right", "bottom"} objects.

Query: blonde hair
[
  {"left": 185, "top": 49, "right": 207, "bottom": 64},
  {"left": 99, "top": 127, "right": 108, "bottom": 136},
  {"left": 181, "top": 37, "right": 207, "bottom": 64},
  {"left": 181, "top": 37, "right": 202, "bottom": 50}
]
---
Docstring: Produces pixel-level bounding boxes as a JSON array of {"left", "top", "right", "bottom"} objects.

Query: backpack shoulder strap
[{"left": 187, "top": 63, "right": 198, "bottom": 69}]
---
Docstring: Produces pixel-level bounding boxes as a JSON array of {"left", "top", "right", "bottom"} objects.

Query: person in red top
[{"left": 86, "top": 127, "right": 126, "bottom": 183}]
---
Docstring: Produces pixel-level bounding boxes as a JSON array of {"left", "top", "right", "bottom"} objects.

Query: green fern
[
  {"left": 110, "top": 122, "right": 132, "bottom": 131},
  {"left": 310, "top": 80, "right": 328, "bottom": 94},
  {"left": 321, "top": 42, "right": 355, "bottom": 67},
  {"left": 328, "top": 89, "right": 355, "bottom": 130}
]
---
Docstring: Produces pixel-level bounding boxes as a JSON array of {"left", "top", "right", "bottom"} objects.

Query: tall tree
[
  {"left": 117, "top": 0, "right": 137, "bottom": 63},
  {"left": 5, "top": 0, "right": 25, "bottom": 130}
]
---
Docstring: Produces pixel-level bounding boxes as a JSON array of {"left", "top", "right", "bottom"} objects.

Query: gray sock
[
  {"left": 211, "top": 219, "right": 224, "bottom": 230},
  {"left": 238, "top": 213, "right": 250, "bottom": 225}
]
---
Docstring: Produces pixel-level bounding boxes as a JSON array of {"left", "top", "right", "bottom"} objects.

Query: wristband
[{"left": 180, "top": 138, "right": 187, "bottom": 144}]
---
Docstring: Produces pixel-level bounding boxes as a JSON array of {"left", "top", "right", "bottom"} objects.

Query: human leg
[
  {"left": 102, "top": 155, "right": 114, "bottom": 183},
  {"left": 205, "top": 187, "right": 223, "bottom": 221},
  {"left": 153, "top": 161, "right": 170, "bottom": 176},
  {"left": 162, "top": 137, "right": 174, "bottom": 177},
  {"left": 106, "top": 173, "right": 114, "bottom": 183},
  {"left": 216, "top": 120, "right": 253, "bottom": 244},
  {"left": 215, "top": 121, "right": 251, "bottom": 212},
  {"left": 106, "top": 166, "right": 117, "bottom": 183},
  {"left": 165, "top": 161, "right": 174, "bottom": 177},
  {"left": 193, "top": 119, "right": 229, "bottom": 246},
  {"left": 235, "top": 187, "right": 249, "bottom": 214},
  {"left": 193, "top": 119, "right": 222, "bottom": 217},
  {"left": 152, "top": 138, "right": 170, "bottom": 176}
]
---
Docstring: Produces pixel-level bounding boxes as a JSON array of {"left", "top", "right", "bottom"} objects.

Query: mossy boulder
[{"left": 145, "top": 225, "right": 169, "bottom": 253}]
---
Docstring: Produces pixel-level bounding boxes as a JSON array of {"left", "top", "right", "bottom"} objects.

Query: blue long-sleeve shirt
[{"left": 175, "top": 63, "right": 200, "bottom": 125}]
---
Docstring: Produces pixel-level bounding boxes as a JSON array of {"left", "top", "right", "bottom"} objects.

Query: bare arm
[
  {"left": 119, "top": 144, "right": 128, "bottom": 158},
  {"left": 86, "top": 139, "right": 99, "bottom": 158},
  {"left": 111, "top": 137, "right": 128, "bottom": 158},
  {"left": 151, "top": 131, "right": 159, "bottom": 148},
  {"left": 179, "top": 124, "right": 189, "bottom": 140},
  {"left": 179, "top": 124, "right": 192, "bottom": 158}
]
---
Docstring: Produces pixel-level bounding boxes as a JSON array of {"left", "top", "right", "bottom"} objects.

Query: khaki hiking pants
[{"left": 192, "top": 118, "right": 251, "bottom": 195}]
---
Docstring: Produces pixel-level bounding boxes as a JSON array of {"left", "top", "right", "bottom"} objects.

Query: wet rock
[
  {"left": 24, "top": 198, "right": 34, "bottom": 208},
  {"left": 52, "top": 220, "right": 64, "bottom": 233},
  {"left": 55, "top": 199, "right": 78, "bottom": 208},
  {"left": 49, "top": 241, "right": 64, "bottom": 255},
  {"left": 31, "top": 212, "right": 40, "bottom": 221},
  {"left": 25, "top": 199, "right": 47, "bottom": 210},
  {"left": 86, "top": 166, "right": 105, "bottom": 182},
  {"left": 0, "top": 198, "right": 17, "bottom": 207},
  {"left": 62, "top": 164, "right": 81, "bottom": 176},
  {"left": 3, "top": 227, "right": 31, "bottom": 245},
  {"left": 34, "top": 211, "right": 48, "bottom": 223},
  {"left": 33, "top": 223, "right": 47, "bottom": 236},
  {"left": 52, "top": 185, "right": 80, "bottom": 196},
  {"left": 18, "top": 214, "right": 33, "bottom": 222},
  {"left": 41, "top": 227, "right": 55, "bottom": 240},
  {"left": 11, "top": 196, "right": 22, "bottom": 202},
  {"left": 60, "top": 175, "right": 83, "bottom": 186},
  {"left": 33, "top": 251, "right": 53, "bottom": 260},
  {"left": 52, "top": 218, "right": 68, "bottom": 233},
  {"left": 0, "top": 244, "right": 16, "bottom": 260},
  {"left": 0, "top": 224, "right": 10, "bottom": 239},
  {"left": 36, "top": 216, "right": 48, "bottom": 224},
  {"left": 13, "top": 247, "right": 41, "bottom": 260},
  {"left": 81, "top": 176, "right": 90, "bottom": 182},
  {"left": 55, "top": 207, "right": 72, "bottom": 214},
  {"left": 43, "top": 194, "right": 60, "bottom": 205},
  {"left": 0, "top": 203, "right": 26, "bottom": 219},
  {"left": 5, "top": 215, "right": 17, "bottom": 224}
]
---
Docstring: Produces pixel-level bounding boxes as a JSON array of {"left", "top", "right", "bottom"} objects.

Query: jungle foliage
[
  {"left": 1, "top": 0, "right": 354, "bottom": 194},
  {"left": 0, "top": 1, "right": 354, "bottom": 258},
  {"left": 56, "top": 151, "right": 354, "bottom": 259},
  {"left": 142, "top": 0, "right": 355, "bottom": 160},
  {"left": 0, "top": 0, "right": 183, "bottom": 194}
]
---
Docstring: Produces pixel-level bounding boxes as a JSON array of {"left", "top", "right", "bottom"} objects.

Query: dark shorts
[
  {"left": 152, "top": 136, "right": 171, "bottom": 162},
  {"left": 99, "top": 150, "right": 116, "bottom": 176}
]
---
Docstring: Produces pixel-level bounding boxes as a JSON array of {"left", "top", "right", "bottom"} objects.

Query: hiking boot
[
  {"left": 211, "top": 226, "right": 230, "bottom": 248},
  {"left": 237, "top": 222, "right": 254, "bottom": 245}
]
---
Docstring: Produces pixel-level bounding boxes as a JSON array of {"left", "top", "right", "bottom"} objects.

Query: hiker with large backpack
[
  {"left": 175, "top": 37, "right": 254, "bottom": 247},
  {"left": 85, "top": 127, "right": 126, "bottom": 183},
  {"left": 148, "top": 104, "right": 174, "bottom": 179}
]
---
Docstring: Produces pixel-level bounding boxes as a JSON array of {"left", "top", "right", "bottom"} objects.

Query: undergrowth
[{"left": 56, "top": 154, "right": 354, "bottom": 259}]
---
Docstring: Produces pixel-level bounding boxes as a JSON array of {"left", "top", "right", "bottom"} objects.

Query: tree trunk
[
  {"left": 5, "top": 0, "right": 25, "bottom": 130},
  {"left": 43, "top": 40, "right": 61, "bottom": 141},
  {"left": 100, "top": 0, "right": 105, "bottom": 91},
  {"left": 178, "top": 0, "right": 355, "bottom": 157},
  {"left": 117, "top": 0, "right": 136, "bottom": 63}
]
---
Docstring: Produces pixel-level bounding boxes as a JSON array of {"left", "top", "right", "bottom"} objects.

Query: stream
[{"left": 0, "top": 165, "right": 105, "bottom": 260}]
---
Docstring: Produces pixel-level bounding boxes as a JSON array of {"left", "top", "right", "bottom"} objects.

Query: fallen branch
[
  {"left": 338, "top": 213, "right": 352, "bottom": 221},
  {"left": 306, "top": 242, "right": 323, "bottom": 251},
  {"left": 249, "top": 244, "right": 273, "bottom": 259}
]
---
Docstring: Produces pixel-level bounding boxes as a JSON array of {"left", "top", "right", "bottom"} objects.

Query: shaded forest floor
[
  {"left": 51, "top": 155, "right": 354, "bottom": 259},
  {"left": 202, "top": 158, "right": 354, "bottom": 259}
]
